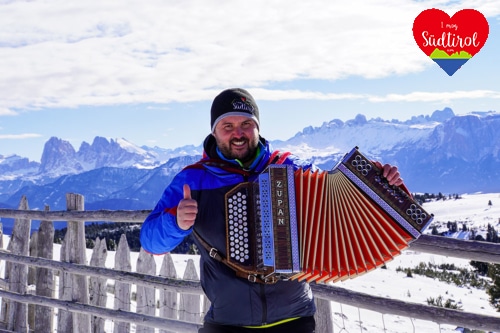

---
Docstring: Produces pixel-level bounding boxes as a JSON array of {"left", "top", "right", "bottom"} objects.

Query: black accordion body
[{"left": 225, "top": 147, "right": 433, "bottom": 283}]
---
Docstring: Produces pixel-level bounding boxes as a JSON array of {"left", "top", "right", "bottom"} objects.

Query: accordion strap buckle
[
  {"left": 247, "top": 275, "right": 257, "bottom": 283},
  {"left": 246, "top": 274, "right": 279, "bottom": 284},
  {"left": 263, "top": 275, "right": 279, "bottom": 284},
  {"left": 209, "top": 248, "right": 219, "bottom": 260}
]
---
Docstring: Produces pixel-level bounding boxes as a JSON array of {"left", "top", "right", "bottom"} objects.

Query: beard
[{"left": 216, "top": 136, "right": 259, "bottom": 163}]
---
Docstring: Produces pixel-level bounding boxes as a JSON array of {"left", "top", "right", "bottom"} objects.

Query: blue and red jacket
[{"left": 140, "top": 134, "right": 317, "bottom": 326}]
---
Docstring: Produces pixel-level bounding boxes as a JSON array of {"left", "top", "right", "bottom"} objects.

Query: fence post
[
  {"left": 179, "top": 259, "right": 202, "bottom": 324},
  {"left": 34, "top": 205, "right": 55, "bottom": 333},
  {"left": 58, "top": 193, "right": 90, "bottom": 333},
  {"left": 136, "top": 248, "right": 156, "bottom": 333},
  {"left": 58, "top": 227, "right": 71, "bottom": 331},
  {"left": 114, "top": 234, "right": 131, "bottom": 333},
  {"left": 159, "top": 253, "right": 178, "bottom": 333},
  {"left": 314, "top": 298, "right": 333, "bottom": 333},
  {"left": 28, "top": 231, "right": 38, "bottom": 329},
  {"left": 5, "top": 195, "right": 31, "bottom": 333},
  {"left": 89, "top": 237, "right": 108, "bottom": 333}
]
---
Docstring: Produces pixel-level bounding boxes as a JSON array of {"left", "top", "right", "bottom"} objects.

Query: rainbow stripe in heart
[{"left": 430, "top": 48, "right": 471, "bottom": 76}]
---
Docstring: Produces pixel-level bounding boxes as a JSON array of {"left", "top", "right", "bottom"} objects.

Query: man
[{"left": 140, "top": 88, "right": 404, "bottom": 333}]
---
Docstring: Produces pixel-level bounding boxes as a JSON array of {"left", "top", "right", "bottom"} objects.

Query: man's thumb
[{"left": 183, "top": 184, "right": 191, "bottom": 200}]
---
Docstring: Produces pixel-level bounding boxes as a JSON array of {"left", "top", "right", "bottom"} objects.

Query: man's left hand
[{"left": 373, "top": 161, "right": 404, "bottom": 187}]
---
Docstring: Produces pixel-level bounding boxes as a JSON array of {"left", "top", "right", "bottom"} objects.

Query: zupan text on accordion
[{"left": 224, "top": 147, "right": 433, "bottom": 283}]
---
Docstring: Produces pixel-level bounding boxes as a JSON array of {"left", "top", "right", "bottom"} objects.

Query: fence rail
[
  {"left": 2, "top": 208, "right": 499, "bottom": 264},
  {"left": 0, "top": 195, "right": 499, "bottom": 332}
]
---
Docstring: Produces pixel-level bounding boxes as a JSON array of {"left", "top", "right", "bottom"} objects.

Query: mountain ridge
[{"left": 1, "top": 108, "right": 499, "bottom": 211}]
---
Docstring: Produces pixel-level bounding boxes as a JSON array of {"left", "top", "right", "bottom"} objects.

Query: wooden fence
[{"left": 0, "top": 193, "right": 499, "bottom": 333}]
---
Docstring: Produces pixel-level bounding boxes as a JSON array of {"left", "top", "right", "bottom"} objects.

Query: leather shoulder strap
[{"left": 192, "top": 230, "right": 278, "bottom": 284}]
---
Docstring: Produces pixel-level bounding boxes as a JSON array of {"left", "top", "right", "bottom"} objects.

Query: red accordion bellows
[{"left": 293, "top": 168, "right": 414, "bottom": 283}]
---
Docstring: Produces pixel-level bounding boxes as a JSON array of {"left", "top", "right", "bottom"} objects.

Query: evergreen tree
[
  {"left": 468, "top": 229, "right": 476, "bottom": 240},
  {"left": 470, "top": 261, "right": 489, "bottom": 275},
  {"left": 487, "top": 264, "right": 500, "bottom": 311},
  {"left": 107, "top": 238, "right": 116, "bottom": 251},
  {"left": 486, "top": 224, "right": 499, "bottom": 243},
  {"left": 431, "top": 225, "right": 440, "bottom": 235}
]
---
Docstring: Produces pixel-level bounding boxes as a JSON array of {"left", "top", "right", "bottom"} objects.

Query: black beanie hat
[{"left": 210, "top": 88, "right": 260, "bottom": 132}]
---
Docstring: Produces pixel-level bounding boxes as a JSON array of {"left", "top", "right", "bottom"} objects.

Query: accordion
[{"left": 225, "top": 147, "right": 433, "bottom": 283}]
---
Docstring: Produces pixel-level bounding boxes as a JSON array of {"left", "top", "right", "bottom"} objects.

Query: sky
[{"left": 0, "top": 0, "right": 499, "bottom": 162}]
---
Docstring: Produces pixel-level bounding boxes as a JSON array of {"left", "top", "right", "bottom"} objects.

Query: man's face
[{"left": 213, "top": 115, "right": 259, "bottom": 164}]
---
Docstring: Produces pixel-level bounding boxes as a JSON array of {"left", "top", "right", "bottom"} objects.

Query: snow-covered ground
[{"left": 2, "top": 192, "right": 499, "bottom": 332}]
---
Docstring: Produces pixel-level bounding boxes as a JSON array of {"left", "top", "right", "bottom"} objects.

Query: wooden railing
[{"left": 0, "top": 193, "right": 499, "bottom": 333}]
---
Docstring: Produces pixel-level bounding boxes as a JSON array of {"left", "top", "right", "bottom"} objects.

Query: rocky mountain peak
[{"left": 39, "top": 137, "right": 82, "bottom": 175}]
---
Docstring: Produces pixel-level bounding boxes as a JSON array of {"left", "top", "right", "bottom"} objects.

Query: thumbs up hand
[{"left": 176, "top": 184, "right": 198, "bottom": 230}]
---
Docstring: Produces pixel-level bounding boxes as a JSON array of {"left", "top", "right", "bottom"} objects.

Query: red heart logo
[{"left": 412, "top": 8, "right": 489, "bottom": 76}]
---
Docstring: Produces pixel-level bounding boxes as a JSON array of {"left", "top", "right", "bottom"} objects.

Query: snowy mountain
[
  {"left": 272, "top": 109, "right": 500, "bottom": 193},
  {"left": 1, "top": 108, "right": 499, "bottom": 211},
  {"left": 274, "top": 114, "right": 435, "bottom": 161},
  {"left": 0, "top": 155, "right": 201, "bottom": 211},
  {"left": 0, "top": 136, "right": 203, "bottom": 182},
  {"left": 386, "top": 112, "right": 500, "bottom": 193},
  {"left": 273, "top": 107, "right": 455, "bottom": 160},
  {"left": 40, "top": 136, "right": 167, "bottom": 176},
  {"left": 0, "top": 154, "right": 39, "bottom": 180}
]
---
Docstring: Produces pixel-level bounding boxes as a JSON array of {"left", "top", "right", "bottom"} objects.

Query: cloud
[
  {"left": 368, "top": 90, "right": 500, "bottom": 103},
  {"left": 0, "top": 108, "right": 17, "bottom": 116},
  {"left": 250, "top": 88, "right": 500, "bottom": 104},
  {"left": 0, "top": 133, "right": 42, "bottom": 140},
  {"left": 0, "top": 0, "right": 499, "bottom": 113},
  {"left": 252, "top": 89, "right": 369, "bottom": 101}
]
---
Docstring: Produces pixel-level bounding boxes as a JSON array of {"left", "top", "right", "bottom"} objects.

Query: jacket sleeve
[{"left": 140, "top": 171, "right": 193, "bottom": 254}]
